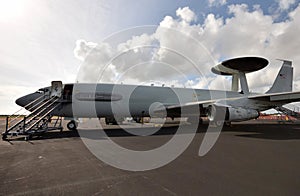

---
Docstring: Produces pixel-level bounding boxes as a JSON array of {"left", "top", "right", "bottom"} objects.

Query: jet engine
[{"left": 207, "top": 104, "right": 259, "bottom": 122}]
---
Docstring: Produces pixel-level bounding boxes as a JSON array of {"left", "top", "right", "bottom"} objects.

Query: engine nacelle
[{"left": 208, "top": 105, "right": 259, "bottom": 122}]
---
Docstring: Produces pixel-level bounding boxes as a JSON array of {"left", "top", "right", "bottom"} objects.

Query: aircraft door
[
  {"left": 63, "top": 84, "right": 74, "bottom": 100},
  {"left": 50, "top": 81, "right": 63, "bottom": 98}
]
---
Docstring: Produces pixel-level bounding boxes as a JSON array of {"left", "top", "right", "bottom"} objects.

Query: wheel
[
  {"left": 2, "top": 134, "right": 7, "bottom": 140},
  {"left": 67, "top": 120, "right": 77, "bottom": 130},
  {"left": 105, "top": 118, "right": 109, "bottom": 125},
  {"left": 216, "top": 120, "right": 224, "bottom": 127},
  {"left": 133, "top": 117, "right": 142, "bottom": 123},
  {"left": 105, "top": 117, "right": 118, "bottom": 125},
  {"left": 225, "top": 121, "right": 232, "bottom": 127},
  {"left": 25, "top": 135, "right": 32, "bottom": 141}
]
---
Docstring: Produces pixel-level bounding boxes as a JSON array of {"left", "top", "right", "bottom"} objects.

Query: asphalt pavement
[{"left": 1, "top": 121, "right": 300, "bottom": 195}]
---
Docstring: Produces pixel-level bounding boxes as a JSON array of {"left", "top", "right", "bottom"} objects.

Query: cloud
[
  {"left": 176, "top": 7, "right": 197, "bottom": 23},
  {"left": 74, "top": 39, "right": 97, "bottom": 61},
  {"left": 74, "top": 40, "right": 116, "bottom": 82},
  {"left": 208, "top": 0, "right": 227, "bottom": 7},
  {"left": 277, "top": 0, "right": 296, "bottom": 10},
  {"left": 74, "top": 7, "right": 215, "bottom": 85},
  {"left": 74, "top": 5, "right": 300, "bottom": 93}
]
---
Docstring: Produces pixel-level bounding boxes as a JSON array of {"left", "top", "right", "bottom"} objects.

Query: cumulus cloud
[
  {"left": 208, "top": 0, "right": 227, "bottom": 7},
  {"left": 176, "top": 7, "right": 197, "bottom": 23},
  {"left": 74, "top": 39, "right": 97, "bottom": 61},
  {"left": 74, "top": 4, "right": 300, "bottom": 93},
  {"left": 277, "top": 0, "right": 296, "bottom": 10}
]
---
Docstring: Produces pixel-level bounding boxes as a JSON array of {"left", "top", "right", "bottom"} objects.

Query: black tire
[
  {"left": 199, "top": 118, "right": 203, "bottom": 125},
  {"left": 215, "top": 120, "right": 224, "bottom": 127},
  {"left": 25, "top": 135, "right": 32, "bottom": 141},
  {"left": 67, "top": 120, "right": 77, "bottom": 130},
  {"left": 105, "top": 117, "right": 122, "bottom": 125},
  {"left": 105, "top": 118, "right": 109, "bottom": 125},
  {"left": 225, "top": 121, "right": 232, "bottom": 127},
  {"left": 2, "top": 134, "right": 7, "bottom": 141},
  {"left": 133, "top": 117, "right": 141, "bottom": 123},
  {"left": 105, "top": 118, "right": 118, "bottom": 125}
]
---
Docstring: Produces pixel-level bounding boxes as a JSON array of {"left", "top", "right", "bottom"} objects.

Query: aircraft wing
[
  {"left": 248, "top": 91, "right": 300, "bottom": 103},
  {"left": 155, "top": 91, "right": 300, "bottom": 117}
]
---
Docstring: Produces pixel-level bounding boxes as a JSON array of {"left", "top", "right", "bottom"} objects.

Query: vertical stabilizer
[{"left": 267, "top": 60, "right": 293, "bottom": 94}]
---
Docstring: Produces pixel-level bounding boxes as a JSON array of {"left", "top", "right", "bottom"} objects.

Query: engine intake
[{"left": 208, "top": 105, "right": 259, "bottom": 122}]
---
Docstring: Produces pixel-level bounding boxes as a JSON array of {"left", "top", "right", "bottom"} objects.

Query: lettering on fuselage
[{"left": 74, "top": 92, "right": 123, "bottom": 102}]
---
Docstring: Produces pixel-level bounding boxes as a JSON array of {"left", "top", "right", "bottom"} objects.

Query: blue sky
[
  {"left": 1, "top": 0, "right": 300, "bottom": 114},
  {"left": 90, "top": 0, "right": 298, "bottom": 31}
]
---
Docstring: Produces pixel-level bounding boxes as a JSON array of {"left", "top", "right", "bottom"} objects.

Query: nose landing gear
[{"left": 67, "top": 120, "right": 78, "bottom": 131}]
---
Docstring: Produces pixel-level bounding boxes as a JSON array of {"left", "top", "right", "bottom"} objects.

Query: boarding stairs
[{"left": 2, "top": 81, "right": 64, "bottom": 140}]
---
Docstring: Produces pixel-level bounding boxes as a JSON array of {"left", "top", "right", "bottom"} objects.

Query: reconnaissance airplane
[{"left": 2, "top": 56, "right": 300, "bottom": 140}]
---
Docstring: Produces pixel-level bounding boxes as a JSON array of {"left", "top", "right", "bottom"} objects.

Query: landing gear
[
  {"left": 24, "top": 134, "right": 32, "bottom": 141},
  {"left": 225, "top": 121, "right": 232, "bottom": 127},
  {"left": 105, "top": 117, "right": 119, "bottom": 125},
  {"left": 67, "top": 120, "right": 77, "bottom": 131},
  {"left": 216, "top": 120, "right": 224, "bottom": 127},
  {"left": 211, "top": 121, "right": 231, "bottom": 127},
  {"left": 209, "top": 120, "right": 226, "bottom": 127},
  {"left": 133, "top": 117, "right": 142, "bottom": 123}
]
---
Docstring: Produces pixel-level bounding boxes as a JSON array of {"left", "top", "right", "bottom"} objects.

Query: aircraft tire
[
  {"left": 133, "top": 117, "right": 142, "bottom": 123},
  {"left": 25, "top": 135, "right": 32, "bottom": 141},
  {"left": 216, "top": 120, "right": 224, "bottom": 127},
  {"left": 2, "top": 134, "right": 7, "bottom": 140},
  {"left": 67, "top": 120, "right": 77, "bottom": 131},
  {"left": 105, "top": 117, "right": 118, "bottom": 125},
  {"left": 225, "top": 121, "right": 232, "bottom": 127}
]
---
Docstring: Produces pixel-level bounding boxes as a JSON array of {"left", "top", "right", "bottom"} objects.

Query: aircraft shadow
[
  {"left": 102, "top": 123, "right": 300, "bottom": 140},
  {"left": 36, "top": 130, "right": 80, "bottom": 140},
  {"left": 223, "top": 123, "right": 300, "bottom": 140},
  {"left": 4, "top": 123, "right": 300, "bottom": 141}
]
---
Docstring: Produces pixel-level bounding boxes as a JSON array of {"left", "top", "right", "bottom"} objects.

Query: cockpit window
[{"left": 36, "top": 88, "right": 49, "bottom": 93}]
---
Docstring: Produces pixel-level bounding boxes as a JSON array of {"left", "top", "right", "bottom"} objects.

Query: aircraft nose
[
  {"left": 15, "top": 93, "right": 41, "bottom": 108},
  {"left": 15, "top": 95, "right": 29, "bottom": 107}
]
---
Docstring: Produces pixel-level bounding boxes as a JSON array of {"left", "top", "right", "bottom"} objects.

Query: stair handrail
[
  {"left": 8, "top": 96, "right": 45, "bottom": 125},
  {"left": 24, "top": 98, "right": 60, "bottom": 126},
  {"left": 25, "top": 102, "right": 61, "bottom": 131},
  {"left": 6, "top": 97, "right": 59, "bottom": 132}
]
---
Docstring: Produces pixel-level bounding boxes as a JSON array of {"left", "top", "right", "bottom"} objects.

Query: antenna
[{"left": 211, "top": 57, "right": 269, "bottom": 93}]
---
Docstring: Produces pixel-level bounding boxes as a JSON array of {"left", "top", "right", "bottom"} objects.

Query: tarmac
[{"left": 1, "top": 120, "right": 300, "bottom": 195}]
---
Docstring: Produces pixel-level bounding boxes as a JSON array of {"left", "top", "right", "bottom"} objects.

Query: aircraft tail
[{"left": 266, "top": 60, "right": 293, "bottom": 94}]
